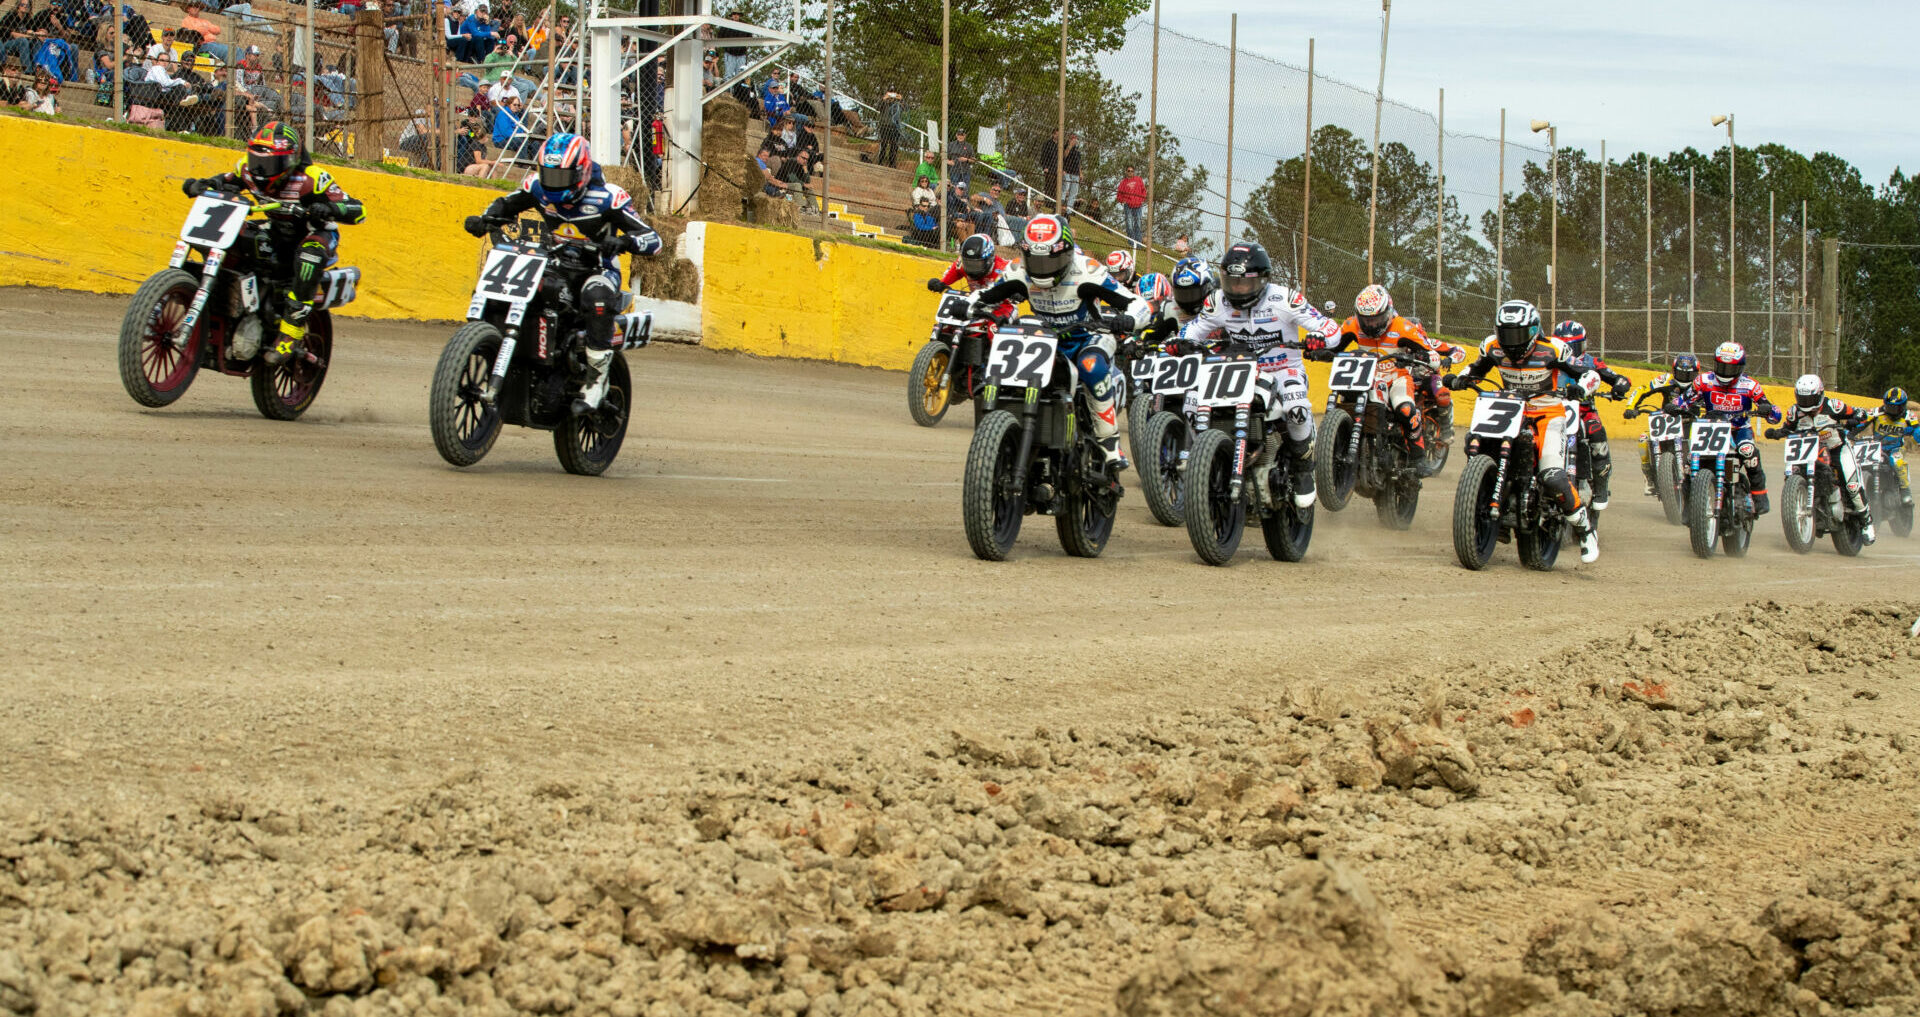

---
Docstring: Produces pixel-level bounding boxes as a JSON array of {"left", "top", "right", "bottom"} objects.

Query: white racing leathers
[{"left": 972, "top": 252, "right": 1151, "bottom": 458}]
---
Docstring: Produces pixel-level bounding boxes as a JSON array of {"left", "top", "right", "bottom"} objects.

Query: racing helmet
[
  {"left": 537, "top": 133, "right": 594, "bottom": 203},
  {"left": 1552, "top": 320, "right": 1588, "bottom": 359},
  {"left": 1713, "top": 341, "right": 1747, "bottom": 381},
  {"left": 1794, "top": 374, "right": 1825, "bottom": 411},
  {"left": 1136, "top": 271, "right": 1171, "bottom": 309},
  {"left": 1671, "top": 353, "right": 1700, "bottom": 385},
  {"left": 1493, "top": 299, "right": 1542, "bottom": 362},
  {"left": 245, "top": 121, "right": 304, "bottom": 188},
  {"left": 1169, "top": 257, "right": 1216, "bottom": 314},
  {"left": 1354, "top": 284, "right": 1394, "bottom": 338},
  {"left": 1883, "top": 387, "right": 1909, "bottom": 420},
  {"left": 1021, "top": 215, "right": 1075, "bottom": 286},
  {"left": 959, "top": 233, "right": 996, "bottom": 281},
  {"left": 1218, "top": 242, "right": 1272, "bottom": 310},
  {"left": 1105, "top": 249, "right": 1136, "bottom": 286}
]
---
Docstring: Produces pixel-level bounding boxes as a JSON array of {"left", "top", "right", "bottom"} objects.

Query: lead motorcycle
[
  {"left": 1180, "top": 341, "right": 1314, "bottom": 566},
  {"left": 1311, "top": 348, "right": 1433, "bottom": 529},
  {"left": 118, "top": 189, "right": 357, "bottom": 419},
  {"left": 961, "top": 313, "right": 1128, "bottom": 561},
  {"left": 1449, "top": 378, "right": 1590, "bottom": 571},
  {"left": 906, "top": 290, "right": 993, "bottom": 427},
  {"left": 430, "top": 217, "right": 652, "bottom": 475},
  {"left": 1773, "top": 423, "right": 1870, "bottom": 556}
]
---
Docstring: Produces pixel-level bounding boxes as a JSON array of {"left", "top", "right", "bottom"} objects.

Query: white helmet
[{"left": 1794, "top": 373, "right": 1825, "bottom": 411}]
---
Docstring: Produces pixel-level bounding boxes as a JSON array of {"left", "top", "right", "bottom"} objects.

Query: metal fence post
[
  {"left": 1598, "top": 139, "right": 1605, "bottom": 356},
  {"left": 1301, "top": 38, "right": 1313, "bottom": 290},
  {"left": 936, "top": 0, "right": 948, "bottom": 253},
  {"left": 1495, "top": 108, "right": 1504, "bottom": 302},
  {"left": 819, "top": 0, "right": 832, "bottom": 229},
  {"left": 1054, "top": 0, "right": 1066, "bottom": 217},
  {"left": 1222, "top": 13, "right": 1235, "bottom": 250},
  {"left": 1434, "top": 87, "right": 1442, "bottom": 334},
  {"left": 1143, "top": 0, "right": 1158, "bottom": 261},
  {"left": 1688, "top": 166, "right": 1696, "bottom": 352},
  {"left": 1768, "top": 189, "right": 1776, "bottom": 378},
  {"left": 1363, "top": 0, "right": 1390, "bottom": 282},
  {"left": 303, "top": 0, "right": 315, "bottom": 152}
]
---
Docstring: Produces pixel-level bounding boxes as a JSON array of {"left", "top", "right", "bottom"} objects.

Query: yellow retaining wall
[{"left": 0, "top": 117, "right": 493, "bottom": 321}]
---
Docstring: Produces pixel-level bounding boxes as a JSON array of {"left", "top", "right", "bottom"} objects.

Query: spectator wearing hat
[
  {"left": 458, "top": 4, "right": 496, "bottom": 64},
  {"left": 875, "top": 86, "right": 904, "bottom": 168},
  {"left": 755, "top": 110, "right": 816, "bottom": 207},
  {"left": 946, "top": 127, "right": 973, "bottom": 188},
  {"left": 760, "top": 75, "right": 790, "bottom": 127},
  {"left": 0, "top": 0, "right": 52, "bottom": 70},
  {"left": 907, "top": 196, "right": 938, "bottom": 249},
  {"left": 177, "top": 0, "right": 228, "bottom": 62}
]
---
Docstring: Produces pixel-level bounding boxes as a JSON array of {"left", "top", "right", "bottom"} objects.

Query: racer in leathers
[
  {"left": 1445, "top": 299, "right": 1600, "bottom": 562},
  {"left": 1690, "top": 341, "right": 1782, "bottom": 515},
  {"left": 1321, "top": 283, "right": 1458, "bottom": 452},
  {"left": 464, "top": 133, "right": 664, "bottom": 416},
  {"left": 1764, "top": 374, "right": 1874, "bottom": 540},
  {"left": 928, "top": 233, "right": 1016, "bottom": 318},
  {"left": 1177, "top": 242, "right": 1336, "bottom": 507},
  {"left": 1550, "top": 320, "right": 1631, "bottom": 510},
  {"left": 1622, "top": 352, "right": 1702, "bottom": 494},
  {"left": 968, "top": 215, "right": 1151, "bottom": 471},
  {"left": 181, "top": 121, "right": 367, "bottom": 363},
  {"left": 1860, "top": 387, "right": 1917, "bottom": 505}
]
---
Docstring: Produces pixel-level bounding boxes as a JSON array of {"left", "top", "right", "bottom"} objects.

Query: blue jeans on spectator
[
  {"left": 0, "top": 39, "right": 34, "bottom": 67},
  {"left": 199, "top": 41, "right": 231, "bottom": 62},
  {"left": 1124, "top": 204, "right": 1143, "bottom": 242}
]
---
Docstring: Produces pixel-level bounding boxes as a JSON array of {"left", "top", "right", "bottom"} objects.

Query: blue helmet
[
  {"left": 537, "top": 133, "right": 593, "bottom": 203},
  {"left": 1169, "top": 257, "right": 1216, "bottom": 313}
]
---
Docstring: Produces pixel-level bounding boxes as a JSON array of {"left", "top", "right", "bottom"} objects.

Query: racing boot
[
  {"left": 1396, "top": 402, "right": 1426, "bottom": 453},
  {"left": 1749, "top": 463, "right": 1770, "bottom": 516},
  {"left": 1898, "top": 458, "right": 1913, "bottom": 505},
  {"left": 1287, "top": 438, "right": 1316, "bottom": 508},
  {"left": 573, "top": 347, "right": 614, "bottom": 416},
  {"left": 266, "top": 298, "right": 309, "bottom": 366},
  {"left": 573, "top": 284, "right": 620, "bottom": 417},
  {"left": 1087, "top": 373, "right": 1127, "bottom": 473},
  {"left": 1590, "top": 441, "right": 1613, "bottom": 511},
  {"left": 1571, "top": 507, "right": 1599, "bottom": 563},
  {"left": 1639, "top": 438, "right": 1657, "bottom": 495}
]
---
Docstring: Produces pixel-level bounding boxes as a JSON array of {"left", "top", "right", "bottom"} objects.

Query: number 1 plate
[
  {"left": 1468, "top": 396, "right": 1525, "bottom": 438},
  {"left": 179, "top": 195, "right": 250, "bottom": 250}
]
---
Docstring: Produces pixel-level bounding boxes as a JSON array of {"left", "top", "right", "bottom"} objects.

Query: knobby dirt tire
[
  {"left": 430, "top": 321, "right": 506, "bottom": 468},
  {"left": 1138, "top": 411, "right": 1186, "bottom": 527},
  {"left": 117, "top": 268, "right": 202, "bottom": 408},
  {"left": 1657, "top": 450, "right": 1686, "bottom": 526},
  {"left": 963, "top": 410, "right": 1024, "bottom": 561},
  {"left": 1687, "top": 467, "right": 1719, "bottom": 559},
  {"left": 1723, "top": 472, "right": 1753, "bottom": 558},
  {"left": 250, "top": 313, "right": 331, "bottom": 421},
  {"left": 1451, "top": 454, "right": 1499, "bottom": 571},
  {"left": 1780, "top": 475, "right": 1815, "bottom": 554},
  {"left": 907, "top": 341, "right": 952, "bottom": 427},
  {"left": 1314, "top": 407, "right": 1357, "bottom": 511},
  {"left": 555, "top": 352, "right": 632, "bottom": 476},
  {"left": 1183, "top": 428, "right": 1245, "bottom": 566}
]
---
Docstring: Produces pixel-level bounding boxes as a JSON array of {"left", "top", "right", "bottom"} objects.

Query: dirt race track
[{"left": 4, "top": 286, "right": 1920, "bottom": 1016}]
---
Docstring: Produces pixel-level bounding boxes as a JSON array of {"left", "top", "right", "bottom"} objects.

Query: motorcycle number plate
[
  {"left": 1854, "top": 440, "right": 1885, "bottom": 466},
  {"left": 1783, "top": 434, "right": 1819, "bottom": 469},
  {"left": 1647, "top": 412, "right": 1681, "bottom": 443},
  {"left": 933, "top": 293, "right": 973, "bottom": 328},
  {"left": 474, "top": 248, "right": 548, "bottom": 305},
  {"left": 1195, "top": 358, "right": 1259, "bottom": 407},
  {"left": 179, "top": 195, "right": 250, "bottom": 250},
  {"left": 1150, "top": 354, "right": 1201, "bottom": 395},
  {"left": 984, "top": 329, "right": 1056, "bottom": 388},
  {"left": 1690, "top": 420, "right": 1735, "bottom": 458},
  {"left": 1327, "top": 353, "right": 1377, "bottom": 392},
  {"left": 1469, "top": 396, "right": 1526, "bottom": 439}
]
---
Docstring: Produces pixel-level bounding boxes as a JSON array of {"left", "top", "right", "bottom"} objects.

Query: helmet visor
[
  {"left": 247, "top": 149, "right": 293, "bottom": 181},
  {"left": 1716, "top": 358, "right": 1743, "bottom": 379},
  {"left": 960, "top": 253, "right": 992, "bottom": 279},
  {"left": 1495, "top": 322, "right": 1535, "bottom": 355},
  {"left": 1672, "top": 365, "right": 1697, "bottom": 384},
  {"left": 540, "top": 163, "right": 585, "bottom": 194},
  {"left": 1797, "top": 390, "right": 1824, "bottom": 410},
  {"left": 1358, "top": 310, "right": 1391, "bottom": 336},
  {"left": 1025, "top": 247, "right": 1072, "bottom": 279},
  {"left": 1172, "top": 282, "right": 1205, "bottom": 310},
  {"left": 1222, "top": 275, "right": 1262, "bottom": 302}
]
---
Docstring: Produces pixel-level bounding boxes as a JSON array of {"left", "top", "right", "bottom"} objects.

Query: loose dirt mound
[{"left": 3, "top": 601, "right": 1916, "bottom": 1016}]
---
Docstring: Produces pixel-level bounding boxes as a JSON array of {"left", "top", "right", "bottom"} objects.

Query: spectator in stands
[
  {"left": 455, "top": 109, "right": 494, "bottom": 175},
  {"left": 0, "top": 0, "right": 52, "bottom": 70},
  {"left": 945, "top": 180, "right": 968, "bottom": 239},
  {"left": 22, "top": 63, "right": 53, "bottom": 110},
  {"left": 30, "top": 28, "right": 71, "bottom": 81},
  {"left": 484, "top": 65, "right": 518, "bottom": 105},
  {"left": 946, "top": 127, "right": 973, "bottom": 188},
  {"left": 1061, "top": 131, "right": 1082, "bottom": 209},
  {"left": 760, "top": 76, "right": 789, "bottom": 127},
  {"left": 1116, "top": 164, "right": 1145, "bottom": 242},
  {"left": 716, "top": 4, "right": 747, "bottom": 77},
  {"left": 910, "top": 173, "right": 934, "bottom": 208},
  {"left": 755, "top": 109, "right": 813, "bottom": 201},
  {"left": 792, "top": 111, "right": 823, "bottom": 178},
  {"left": 177, "top": 0, "right": 228, "bottom": 62},
  {"left": 481, "top": 37, "right": 514, "bottom": 75},
  {"left": 912, "top": 148, "right": 937, "bottom": 186},
  {"left": 440, "top": 2, "right": 471, "bottom": 61},
  {"left": 458, "top": 4, "right": 496, "bottom": 64},
  {"left": 1172, "top": 233, "right": 1190, "bottom": 256},
  {"left": 906, "top": 197, "right": 938, "bottom": 249},
  {"left": 875, "top": 87, "right": 903, "bottom": 168},
  {"left": 144, "top": 27, "right": 173, "bottom": 62},
  {"left": 491, "top": 90, "right": 527, "bottom": 156},
  {"left": 503, "top": 11, "right": 527, "bottom": 50}
]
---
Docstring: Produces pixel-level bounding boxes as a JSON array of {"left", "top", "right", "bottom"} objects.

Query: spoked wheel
[
  {"left": 1416, "top": 412, "right": 1451, "bottom": 478},
  {"left": 1314, "top": 406, "right": 1358, "bottom": 511},
  {"left": 1723, "top": 472, "right": 1753, "bottom": 558},
  {"left": 555, "top": 353, "right": 632, "bottom": 476},
  {"left": 430, "top": 321, "right": 507, "bottom": 467},
  {"left": 1451, "top": 454, "right": 1499, "bottom": 570},
  {"left": 907, "top": 341, "right": 952, "bottom": 427},
  {"left": 1657, "top": 449, "right": 1686, "bottom": 526},
  {"left": 963, "top": 410, "right": 1026, "bottom": 561},
  {"left": 250, "top": 313, "right": 331, "bottom": 420},
  {"left": 1138, "top": 410, "right": 1187, "bottom": 526},
  {"left": 1780, "top": 474, "right": 1815, "bottom": 554},
  {"left": 117, "top": 268, "right": 203, "bottom": 407},
  {"left": 1183, "top": 428, "right": 1245, "bottom": 566}
]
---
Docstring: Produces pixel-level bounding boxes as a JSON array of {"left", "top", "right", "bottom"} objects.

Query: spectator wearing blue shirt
[
  {"left": 491, "top": 91, "right": 527, "bottom": 156},
  {"left": 457, "top": 5, "right": 495, "bottom": 63},
  {"left": 31, "top": 32, "right": 73, "bottom": 82}
]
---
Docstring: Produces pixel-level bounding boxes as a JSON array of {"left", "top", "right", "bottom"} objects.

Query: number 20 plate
[{"left": 1468, "top": 396, "right": 1526, "bottom": 438}]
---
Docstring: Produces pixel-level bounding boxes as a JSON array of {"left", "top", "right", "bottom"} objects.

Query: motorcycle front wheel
[
  {"left": 555, "top": 352, "right": 631, "bottom": 476},
  {"left": 1780, "top": 474, "right": 1815, "bottom": 554},
  {"left": 429, "top": 321, "right": 506, "bottom": 467},
  {"left": 1687, "top": 467, "right": 1719, "bottom": 559},
  {"left": 1723, "top": 471, "right": 1753, "bottom": 558},
  {"left": 1056, "top": 449, "right": 1117, "bottom": 559},
  {"left": 1657, "top": 448, "right": 1686, "bottom": 526},
  {"left": 963, "top": 410, "right": 1026, "bottom": 561},
  {"left": 1880, "top": 475, "right": 1913, "bottom": 538},
  {"left": 1183, "top": 428, "right": 1245, "bottom": 566},
  {"left": 117, "top": 268, "right": 203, "bottom": 408},
  {"left": 1451, "top": 454, "right": 1499, "bottom": 570},
  {"left": 1138, "top": 410, "right": 1187, "bottom": 526},
  {"left": 1314, "top": 406, "right": 1358, "bottom": 511}
]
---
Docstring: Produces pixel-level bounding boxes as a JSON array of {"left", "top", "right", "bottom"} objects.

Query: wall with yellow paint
[{"left": 0, "top": 117, "right": 497, "bottom": 321}]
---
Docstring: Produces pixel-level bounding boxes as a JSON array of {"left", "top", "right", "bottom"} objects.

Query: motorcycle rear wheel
[
  {"left": 1260, "top": 478, "right": 1314, "bottom": 563},
  {"left": 1314, "top": 406, "right": 1357, "bottom": 511},
  {"left": 429, "top": 321, "right": 506, "bottom": 467},
  {"left": 555, "top": 352, "right": 632, "bottom": 476},
  {"left": 1451, "top": 454, "right": 1499, "bottom": 570},
  {"left": 1373, "top": 440, "right": 1419, "bottom": 530},
  {"left": 1416, "top": 412, "right": 1450, "bottom": 478},
  {"left": 907, "top": 340, "right": 952, "bottom": 427},
  {"left": 117, "top": 268, "right": 203, "bottom": 408},
  {"left": 1780, "top": 474, "right": 1815, "bottom": 554},
  {"left": 963, "top": 410, "right": 1025, "bottom": 561},
  {"left": 1138, "top": 410, "right": 1187, "bottom": 526},
  {"left": 1880, "top": 476, "right": 1913, "bottom": 538},
  {"left": 1184, "top": 428, "right": 1245, "bottom": 566},
  {"left": 250, "top": 313, "right": 330, "bottom": 421}
]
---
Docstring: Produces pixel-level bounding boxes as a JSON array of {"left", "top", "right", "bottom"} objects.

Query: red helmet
[
  {"left": 245, "top": 121, "right": 304, "bottom": 187},
  {"left": 1104, "top": 249, "right": 1136, "bottom": 284},
  {"left": 1022, "top": 215, "right": 1074, "bottom": 285}
]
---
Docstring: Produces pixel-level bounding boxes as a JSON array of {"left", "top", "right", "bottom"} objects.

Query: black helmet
[
  {"left": 1493, "top": 300, "right": 1542, "bottom": 362},
  {"left": 959, "top": 233, "right": 996, "bottom": 281},
  {"left": 1218, "top": 242, "right": 1271, "bottom": 309},
  {"left": 1671, "top": 353, "right": 1699, "bottom": 385}
]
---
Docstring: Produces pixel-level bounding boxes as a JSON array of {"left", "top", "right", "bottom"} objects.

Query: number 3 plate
[
  {"left": 475, "top": 248, "right": 549, "bottom": 305},
  {"left": 985, "top": 329, "right": 1057, "bottom": 388},
  {"left": 1469, "top": 396, "right": 1526, "bottom": 438},
  {"left": 179, "top": 195, "right": 250, "bottom": 250}
]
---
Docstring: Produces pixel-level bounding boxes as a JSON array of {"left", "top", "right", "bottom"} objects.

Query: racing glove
[
  {"left": 926, "top": 278, "right": 944, "bottom": 292},
  {"left": 1302, "top": 335, "right": 1328, "bottom": 354},
  {"left": 462, "top": 214, "right": 492, "bottom": 238},
  {"left": 306, "top": 201, "right": 338, "bottom": 223},
  {"left": 1623, "top": 408, "right": 1639, "bottom": 419},
  {"left": 1442, "top": 373, "right": 1464, "bottom": 391},
  {"left": 1611, "top": 378, "right": 1631, "bottom": 398},
  {"left": 1102, "top": 313, "right": 1135, "bottom": 335},
  {"left": 1763, "top": 426, "right": 1785, "bottom": 439},
  {"left": 181, "top": 177, "right": 210, "bottom": 198},
  {"left": 598, "top": 232, "right": 630, "bottom": 259}
]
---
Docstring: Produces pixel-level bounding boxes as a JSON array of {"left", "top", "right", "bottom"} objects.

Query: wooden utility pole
[
  {"left": 1054, "top": 0, "right": 1067, "bottom": 215},
  {"left": 936, "top": 0, "right": 948, "bottom": 252},
  {"left": 1599, "top": 139, "right": 1607, "bottom": 355},
  {"left": 1144, "top": 0, "right": 1159, "bottom": 260},
  {"left": 1223, "top": 13, "right": 1236, "bottom": 250},
  {"left": 1301, "top": 38, "right": 1313, "bottom": 289},
  {"left": 1434, "top": 87, "right": 1443, "bottom": 333},
  {"left": 1495, "top": 108, "right": 1505, "bottom": 301},
  {"left": 819, "top": 0, "right": 832, "bottom": 229},
  {"left": 1364, "top": 0, "right": 1391, "bottom": 282},
  {"left": 353, "top": 8, "right": 384, "bottom": 156},
  {"left": 1819, "top": 236, "right": 1839, "bottom": 383}
]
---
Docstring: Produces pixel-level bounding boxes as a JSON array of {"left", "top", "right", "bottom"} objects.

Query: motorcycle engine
[
  {"left": 529, "top": 370, "right": 571, "bottom": 421},
  {"left": 228, "top": 315, "right": 263, "bottom": 362}
]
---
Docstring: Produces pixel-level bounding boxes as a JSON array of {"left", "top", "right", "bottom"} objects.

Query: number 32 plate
[{"left": 985, "top": 329, "right": 1057, "bottom": 388}]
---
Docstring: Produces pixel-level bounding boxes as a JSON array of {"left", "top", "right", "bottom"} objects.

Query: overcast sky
[{"left": 1144, "top": 0, "right": 1914, "bottom": 185}]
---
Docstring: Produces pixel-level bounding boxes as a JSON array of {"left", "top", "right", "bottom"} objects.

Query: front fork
[
  {"left": 176, "top": 248, "right": 228, "bottom": 347},
  {"left": 1231, "top": 401, "right": 1251, "bottom": 502},
  {"left": 1344, "top": 391, "right": 1368, "bottom": 470},
  {"left": 1490, "top": 438, "right": 1513, "bottom": 518},
  {"left": 483, "top": 326, "right": 521, "bottom": 404}
]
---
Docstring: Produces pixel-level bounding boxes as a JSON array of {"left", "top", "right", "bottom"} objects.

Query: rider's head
[
  {"left": 1885, "top": 386, "right": 1911, "bottom": 420},
  {"left": 1493, "top": 299, "right": 1542, "bottom": 362},
  {"left": 1713, "top": 341, "right": 1747, "bottom": 382},
  {"left": 245, "top": 121, "right": 304, "bottom": 189},
  {"left": 1218, "top": 242, "right": 1271, "bottom": 310},
  {"left": 537, "top": 133, "right": 594, "bottom": 204},
  {"left": 1354, "top": 284, "right": 1394, "bottom": 338},
  {"left": 959, "top": 233, "right": 996, "bottom": 282},
  {"left": 1104, "top": 249, "right": 1135, "bottom": 286},
  {"left": 1136, "top": 271, "right": 1171, "bottom": 310},
  {"left": 1021, "top": 215, "right": 1074, "bottom": 287},
  {"left": 1552, "top": 320, "right": 1588, "bottom": 359},
  {"left": 1794, "top": 373, "right": 1826, "bottom": 411},
  {"left": 1169, "top": 257, "right": 1216, "bottom": 315},
  {"left": 1671, "top": 352, "right": 1700, "bottom": 385}
]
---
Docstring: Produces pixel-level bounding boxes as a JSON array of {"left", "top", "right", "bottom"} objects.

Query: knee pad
[
  {"left": 295, "top": 242, "right": 327, "bottom": 288},
  {"left": 1076, "top": 349, "right": 1113, "bottom": 387},
  {"left": 1539, "top": 467, "right": 1578, "bottom": 509},
  {"left": 1737, "top": 440, "right": 1759, "bottom": 469},
  {"left": 1087, "top": 372, "right": 1116, "bottom": 402},
  {"left": 1591, "top": 439, "right": 1610, "bottom": 461}
]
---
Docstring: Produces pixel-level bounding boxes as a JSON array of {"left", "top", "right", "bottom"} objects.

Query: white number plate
[
  {"left": 1196, "top": 358, "right": 1259, "bottom": 407},
  {"left": 984, "top": 329, "right": 1057, "bottom": 388},
  {"left": 1150, "top": 354, "right": 1202, "bottom": 395},
  {"left": 1647, "top": 412, "right": 1681, "bottom": 443},
  {"left": 1327, "top": 353, "right": 1378, "bottom": 393},
  {"left": 475, "top": 248, "right": 548, "bottom": 305},
  {"left": 1854, "top": 440, "right": 1885, "bottom": 466},
  {"left": 1690, "top": 420, "right": 1735, "bottom": 458},
  {"left": 934, "top": 293, "right": 973, "bottom": 328},
  {"left": 1469, "top": 396, "right": 1526, "bottom": 439},
  {"left": 1783, "top": 434, "right": 1819, "bottom": 469},
  {"left": 179, "top": 195, "right": 250, "bottom": 250}
]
